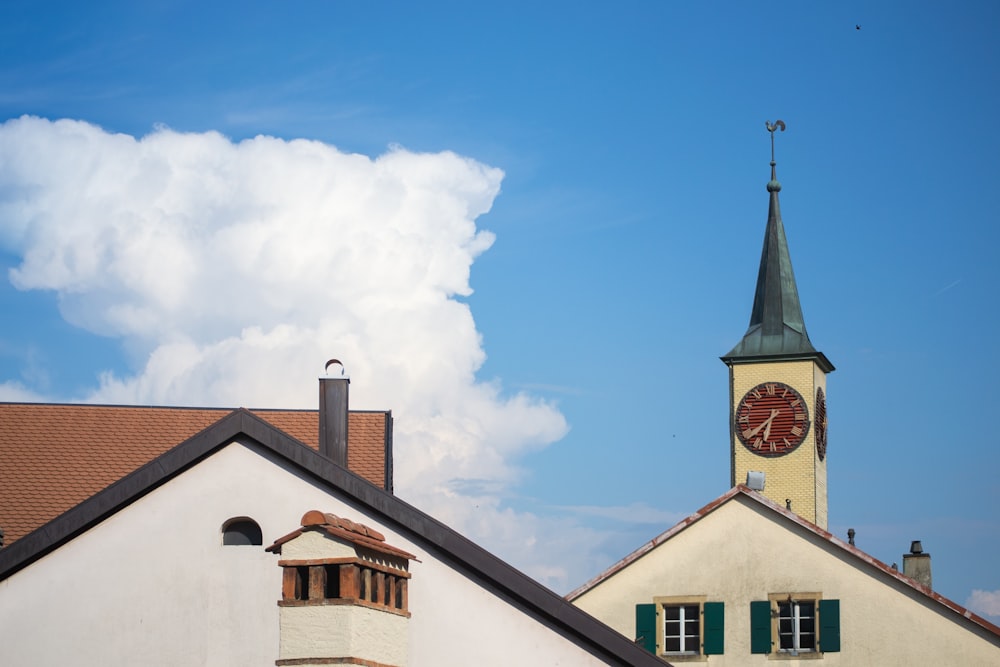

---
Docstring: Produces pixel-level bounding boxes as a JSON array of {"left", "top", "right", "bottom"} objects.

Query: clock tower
[{"left": 721, "top": 121, "right": 834, "bottom": 529}]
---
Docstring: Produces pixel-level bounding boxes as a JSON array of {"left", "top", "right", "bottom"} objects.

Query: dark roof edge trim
[{"left": 720, "top": 350, "right": 835, "bottom": 373}]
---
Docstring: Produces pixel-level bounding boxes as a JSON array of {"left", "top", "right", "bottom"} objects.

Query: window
[
  {"left": 222, "top": 517, "right": 262, "bottom": 545},
  {"left": 778, "top": 599, "right": 816, "bottom": 653},
  {"left": 636, "top": 597, "right": 724, "bottom": 659},
  {"left": 751, "top": 595, "right": 840, "bottom": 655},
  {"left": 664, "top": 603, "right": 700, "bottom": 654}
]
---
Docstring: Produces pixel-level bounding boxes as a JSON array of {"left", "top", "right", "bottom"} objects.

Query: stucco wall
[
  {"left": 572, "top": 495, "right": 1000, "bottom": 666},
  {"left": 283, "top": 529, "right": 358, "bottom": 561},
  {"left": 0, "top": 442, "right": 615, "bottom": 666},
  {"left": 280, "top": 604, "right": 407, "bottom": 665}
]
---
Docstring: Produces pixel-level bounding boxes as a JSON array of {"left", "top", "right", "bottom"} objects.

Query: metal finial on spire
[
  {"left": 765, "top": 119, "right": 786, "bottom": 162},
  {"left": 765, "top": 120, "right": 786, "bottom": 192}
]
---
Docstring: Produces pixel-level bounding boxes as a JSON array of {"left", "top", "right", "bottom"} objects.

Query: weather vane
[{"left": 765, "top": 119, "right": 786, "bottom": 163}]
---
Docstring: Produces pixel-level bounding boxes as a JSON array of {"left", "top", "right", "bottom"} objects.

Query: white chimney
[{"left": 903, "top": 540, "right": 932, "bottom": 589}]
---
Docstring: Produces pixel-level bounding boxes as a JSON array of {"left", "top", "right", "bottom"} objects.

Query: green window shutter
[
  {"left": 750, "top": 600, "right": 773, "bottom": 654},
  {"left": 703, "top": 601, "right": 724, "bottom": 655},
  {"left": 635, "top": 603, "right": 657, "bottom": 654},
  {"left": 818, "top": 599, "right": 841, "bottom": 653}
]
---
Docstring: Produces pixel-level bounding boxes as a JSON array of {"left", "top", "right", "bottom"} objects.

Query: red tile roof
[
  {"left": 0, "top": 403, "right": 389, "bottom": 546},
  {"left": 267, "top": 509, "right": 417, "bottom": 561}
]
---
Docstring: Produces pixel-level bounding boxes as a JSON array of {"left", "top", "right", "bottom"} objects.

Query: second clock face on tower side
[
  {"left": 735, "top": 382, "right": 811, "bottom": 457},
  {"left": 815, "top": 387, "right": 828, "bottom": 461}
]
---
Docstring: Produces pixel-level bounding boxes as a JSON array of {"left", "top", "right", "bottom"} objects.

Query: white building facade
[{"left": 0, "top": 412, "right": 663, "bottom": 667}]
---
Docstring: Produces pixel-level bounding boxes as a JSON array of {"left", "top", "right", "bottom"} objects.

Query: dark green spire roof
[{"left": 723, "top": 123, "right": 834, "bottom": 372}]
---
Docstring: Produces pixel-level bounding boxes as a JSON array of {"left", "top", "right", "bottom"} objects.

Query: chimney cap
[
  {"left": 324, "top": 359, "right": 349, "bottom": 377},
  {"left": 910, "top": 540, "right": 923, "bottom": 555}
]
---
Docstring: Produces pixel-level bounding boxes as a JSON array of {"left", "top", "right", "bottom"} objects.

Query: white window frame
[
  {"left": 771, "top": 593, "right": 819, "bottom": 656},
  {"left": 654, "top": 595, "right": 707, "bottom": 659},
  {"left": 664, "top": 603, "right": 700, "bottom": 654}
]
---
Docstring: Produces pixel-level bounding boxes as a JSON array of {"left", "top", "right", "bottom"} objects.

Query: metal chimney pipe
[{"left": 319, "top": 360, "right": 350, "bottom": 467}]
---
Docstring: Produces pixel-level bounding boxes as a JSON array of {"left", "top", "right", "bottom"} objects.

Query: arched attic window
[{"left": 222, "top": 517, "right": 263, "bottom": 546}]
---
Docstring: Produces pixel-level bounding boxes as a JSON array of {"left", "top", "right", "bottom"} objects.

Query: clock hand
[
  {"left": 745, "top": 409, "right": 781, "bottom": 440},
  {"left": 763, "top": 408, "right": 780, "bottom": 441}
]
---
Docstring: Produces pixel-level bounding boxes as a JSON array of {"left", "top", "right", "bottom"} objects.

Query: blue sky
[{"left": 2, "top": 0, "right": 999, "bottom": 616}]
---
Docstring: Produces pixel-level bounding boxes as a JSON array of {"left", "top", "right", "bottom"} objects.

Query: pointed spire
[{"left": 723, "top": 121, "right": 834, "bottom": 372}]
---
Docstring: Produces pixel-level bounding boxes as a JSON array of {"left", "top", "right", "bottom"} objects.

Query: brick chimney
[
  {"left": 903, "top": 540, "right": 932, "bottom": 589},
  {"left": 267, "top": 510, "right": 414, "bottom": 667},
  {"left": 319, "top": 360, "right": 349, "bottom": 467}
]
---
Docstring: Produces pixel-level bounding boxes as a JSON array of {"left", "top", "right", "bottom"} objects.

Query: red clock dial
[{"left": 735, "top": 382, "right": 811, "bottom": 457}]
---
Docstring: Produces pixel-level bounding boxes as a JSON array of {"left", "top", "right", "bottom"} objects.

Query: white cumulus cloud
[
  {"left": 967, "top": 589, "right": 1000, "bottom": 619},
  {"left": 0, "top": 115, "right": 593, "bottom": 588}
]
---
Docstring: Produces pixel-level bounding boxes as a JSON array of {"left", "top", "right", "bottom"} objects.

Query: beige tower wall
[{"left": 729, "top": 359, "right": 828, "bottom": 528}]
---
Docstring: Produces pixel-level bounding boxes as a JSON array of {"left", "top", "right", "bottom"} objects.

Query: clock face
[
  {"left": 815, "top": 387, "right": 828, "bottom": 461},
  {"left": 735, "top": 382, "right": 811, "bottom": 457}
]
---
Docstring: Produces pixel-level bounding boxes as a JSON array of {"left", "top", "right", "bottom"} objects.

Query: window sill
[
  {"left": 768, "top": 650, "right": 823, "bottom": 660},
  {"left": 661, "top": 653, "right": 707, "bottom": 662}
]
